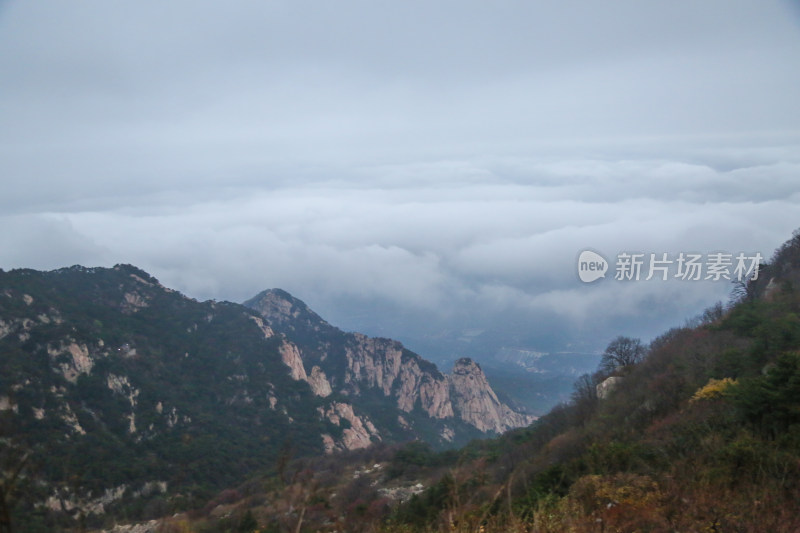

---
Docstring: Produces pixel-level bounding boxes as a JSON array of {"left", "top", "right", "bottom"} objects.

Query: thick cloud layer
[{"left": 1, "top": 1, "right": 798, "bottom": 357}]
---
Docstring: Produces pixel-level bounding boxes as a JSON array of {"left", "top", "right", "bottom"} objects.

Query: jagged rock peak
[
  {"left": 449, "top": 356, "right": 537, "bottom": 433},
  {"left": 244, "top": 289, "right": 330, "bottom": 328},
  {"left": 452, "top": 357, "right": 481, "bottom": 374}
]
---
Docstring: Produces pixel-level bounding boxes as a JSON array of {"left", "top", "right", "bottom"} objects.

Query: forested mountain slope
[{"left": 0, "top": 264, "right": 531, "bottom": 532}]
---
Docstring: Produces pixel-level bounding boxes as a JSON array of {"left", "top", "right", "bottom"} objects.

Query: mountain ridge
[{"left": 244, "top": 288, "right": 536, "bottom": 435}]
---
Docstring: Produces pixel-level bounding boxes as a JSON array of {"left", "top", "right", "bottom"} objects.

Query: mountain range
[
  {"left": 80, "top": 230, "right": 800, "bottom": 533},
  {"left": 0, "top": 265, "right": 532, "bottom": 530}
]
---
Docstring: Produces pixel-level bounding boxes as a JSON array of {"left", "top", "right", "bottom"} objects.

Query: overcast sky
[{"left": 1, "top": 1, "right": 799, "bottom": 357}]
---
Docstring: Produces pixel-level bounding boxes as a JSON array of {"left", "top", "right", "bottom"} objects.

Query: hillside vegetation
[
  {"left": 380, "top": 231, "right": 800, "bottom": 532},
  {"left": 0, "top": 265, "right": 329, "bottom": 531}
]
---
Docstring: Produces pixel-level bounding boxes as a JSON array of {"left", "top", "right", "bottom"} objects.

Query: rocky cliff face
[
  {"left": 245, "top": 289, "right": 535, "bottom": 436},
  {"left": 342, "top": 332, "right": 454, "bottom": 419},
  {"left": 449, "top": 358, "right": 536, "bottom": 432}
]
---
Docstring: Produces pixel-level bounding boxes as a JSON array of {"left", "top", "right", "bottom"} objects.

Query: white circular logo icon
[{"left": 577, "top": 250, "right": 608, "bottom": 283}]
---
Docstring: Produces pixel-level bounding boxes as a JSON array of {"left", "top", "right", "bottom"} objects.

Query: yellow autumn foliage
[{"left": 691, "top": 377, "right": 738, "bottom": 403}]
